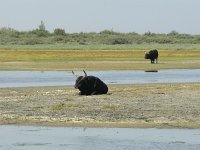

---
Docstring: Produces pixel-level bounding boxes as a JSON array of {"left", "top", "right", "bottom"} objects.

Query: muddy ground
[{"left": 0, "top": 83, "right": 200, "bottom": 128}]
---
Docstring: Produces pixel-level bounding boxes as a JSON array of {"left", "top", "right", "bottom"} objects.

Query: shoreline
[
  {"left": 0, "top": 83, "right": 200, "bottom": 128},
  {"left": 1, "top": 116, "right": 200, "bottom": 129}
]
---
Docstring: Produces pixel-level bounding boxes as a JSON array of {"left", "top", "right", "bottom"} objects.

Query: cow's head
[
  {"left": 72, "top": 70, "right": 88, "bottom": 90},
  {"left": 144, "top": 52, "right": 150, "bottom": 59}
]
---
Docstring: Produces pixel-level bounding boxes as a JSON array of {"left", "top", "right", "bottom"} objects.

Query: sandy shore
[{"left": 0, "top": 83, "right": 200, "bottom": 128}]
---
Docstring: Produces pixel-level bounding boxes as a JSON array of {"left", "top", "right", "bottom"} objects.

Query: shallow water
[
  {"left": 0, "top": 125, "right": 200, "bottom": 150},
  {"left": 0, "top": 69, "right": 200, "bottom": 88}
]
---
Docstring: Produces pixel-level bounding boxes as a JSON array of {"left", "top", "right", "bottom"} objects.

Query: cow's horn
[
  {"left": 83, "top": 70, "right": 87, "bottom": 77},
  {"left": 72, "top": 70, "right": 79, "bottom": 77}
]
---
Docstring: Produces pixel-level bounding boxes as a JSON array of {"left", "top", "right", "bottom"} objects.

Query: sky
[{"left": 0, "top": 0, "right": 200, "bottom": 34}]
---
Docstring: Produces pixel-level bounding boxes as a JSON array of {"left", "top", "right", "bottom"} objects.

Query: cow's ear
[{"left": 84, "top": 77, "right": 88, "bottom": 83}]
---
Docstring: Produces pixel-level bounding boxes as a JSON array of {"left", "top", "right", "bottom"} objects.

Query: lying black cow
[
  {"left": 72, "top": 70, "right": 108, "bottom": 95},
  {"left": 145, "top": 49, "right": 159, "bottom": 64}
]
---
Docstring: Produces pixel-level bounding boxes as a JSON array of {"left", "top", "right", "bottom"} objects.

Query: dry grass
[{"left": 0, "top": 83, "right": 200, "bottom": 128}]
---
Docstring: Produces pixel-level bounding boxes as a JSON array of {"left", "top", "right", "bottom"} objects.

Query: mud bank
[{"left": 0, "top": 83, "right": 200, "bottom": 128}]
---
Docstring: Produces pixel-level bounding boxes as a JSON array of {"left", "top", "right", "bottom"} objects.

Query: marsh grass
[
  {"left": 0, "top": 49, "right": 200, "bottom": 70},
  {"left": 1, "top": 49, "right": 199, "bottom": 62},
  {"left": 0, "top": 49, "right": 143, "bottom": 62}
]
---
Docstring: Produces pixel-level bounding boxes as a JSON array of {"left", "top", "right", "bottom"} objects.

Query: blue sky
[{"left": 0, "top": 0, "right": 200, "bottom": 34}]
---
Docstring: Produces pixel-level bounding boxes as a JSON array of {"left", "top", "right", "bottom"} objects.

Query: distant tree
[
  {"left": 144, "top": 31, "right": 155, "bottom": 36},
  {"left": 168, "top": 30, "right": 179, "bottom": 36},
  {"left": 31, "top": 21, "right": 49, "bottom": 37},
  {"left": 38, "top": 21, "right": 46, "bottom": 31},
  {"left": 111, "top": 37, "right": 131, "bottom": 45},
  {"left": 0, "top": 27, "right": 19, "bottom": 37},
  {"left": 54, "top": 28, "right": 66, "bottom": 36},
  {"left": 99, "top": 29, "right": 119, "bottom": 35},
  {"left": 128, "top": 32, "right": 139, "bottom": 35},
  {"left": 24, "top": 38, "right": 42, "bottom": 45}
]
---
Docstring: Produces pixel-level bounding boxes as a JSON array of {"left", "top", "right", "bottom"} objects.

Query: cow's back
[
  {"left": 149, "top": 49, "right": 158, "bottom": 59},
  {"left": 96, "top": 78, "right": 108, "bottom": 94}
]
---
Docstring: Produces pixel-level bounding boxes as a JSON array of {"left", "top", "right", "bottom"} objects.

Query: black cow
[
  {"left": 72, "top": 70, "right": 108, "bottom": 95},
  {"left": 145, "top": 49, "right": 159, "bottom": 64}
]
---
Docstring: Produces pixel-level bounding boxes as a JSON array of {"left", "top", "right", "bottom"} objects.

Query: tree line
[{"left": 1, "top": 21, "right": 200, "bottom": 45}]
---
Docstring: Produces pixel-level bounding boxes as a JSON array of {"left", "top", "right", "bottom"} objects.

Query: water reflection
[{"left": 0, "top": 125, "right": 200, "bottom": 150}]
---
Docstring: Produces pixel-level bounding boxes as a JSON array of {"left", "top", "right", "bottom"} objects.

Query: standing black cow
[
  {"left": 72, "top": 70, "right": 108, "bottom": 95},
  {"left": 145, "top": 49, "right": 159, "bottom": 64}
]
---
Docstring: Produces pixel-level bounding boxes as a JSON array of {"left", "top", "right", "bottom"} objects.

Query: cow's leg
[
  {"left": 79, "top": 91, "right": 86, "bottom": 95},
  {"left": 91, "top": 91, "right": 98, "bottom": 95}
]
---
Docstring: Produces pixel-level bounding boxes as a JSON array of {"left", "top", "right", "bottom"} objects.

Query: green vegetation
[
  {"left": 1, "top": 22, "right": 200, "bottom": 50},
  {"left": 1, "top": 43, "right": 200, "bottom": 50},
  {"left": 0, "top": 23, "right": 200, "bottom": 70}
]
